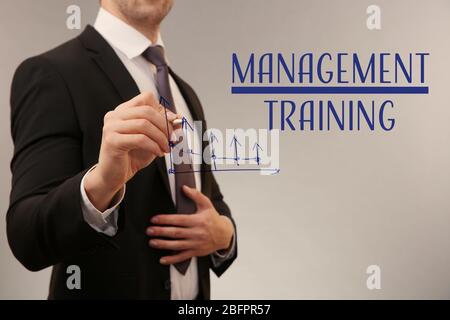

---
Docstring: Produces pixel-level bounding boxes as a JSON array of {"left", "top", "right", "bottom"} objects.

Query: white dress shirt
[{"left": 79, "top": 8, "right": 234, "bottom": 300}]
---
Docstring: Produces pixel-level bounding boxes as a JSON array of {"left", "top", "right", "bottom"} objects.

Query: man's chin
[{"left": 116, "top": 0, "right": 173, "bottom": 22}]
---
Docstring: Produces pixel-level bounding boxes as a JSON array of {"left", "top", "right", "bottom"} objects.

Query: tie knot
[{"left": 143, "top": 45, "right": 167, "bottom": 67}]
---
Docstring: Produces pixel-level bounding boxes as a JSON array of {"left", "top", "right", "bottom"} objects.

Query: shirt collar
[{"left": 94, "top": 7, "right": 165, "bottom": 60}]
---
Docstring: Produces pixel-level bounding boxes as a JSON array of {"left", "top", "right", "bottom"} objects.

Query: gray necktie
[{"left": 143, "top": 45, "right": 196, "bottom": 275}]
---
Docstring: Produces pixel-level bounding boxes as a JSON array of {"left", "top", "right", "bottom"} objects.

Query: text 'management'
[{"left": 232, "top": 52, "right": 430, "bottom": 131}]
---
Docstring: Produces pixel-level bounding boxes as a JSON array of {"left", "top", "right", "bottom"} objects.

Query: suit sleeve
[
  {"left": 208, "top": 172, "right": 238, "bottom": 277},
  {"left": 7, "top": 56, "right": 113, "bottom": 272}
]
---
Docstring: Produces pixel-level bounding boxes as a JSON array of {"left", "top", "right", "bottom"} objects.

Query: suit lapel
[{"left": 79, "top": 25, "right": 140, "bottom": 102}]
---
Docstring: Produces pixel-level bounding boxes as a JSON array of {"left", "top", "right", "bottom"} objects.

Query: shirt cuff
[
  {"left": 80, "top": 165, "right": 125, "bottom": 236},
  {"left": 211, "top": 227, "right": 236, "bottom": 267}
]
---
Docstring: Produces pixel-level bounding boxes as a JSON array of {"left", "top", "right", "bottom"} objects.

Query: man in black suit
[{"left": 7, "top": 0, "right": 237, "bottom": 299}]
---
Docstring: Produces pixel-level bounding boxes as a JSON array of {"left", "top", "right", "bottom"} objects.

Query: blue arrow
[
  {"left": 209, "top": 132, "right": 219, "bottom": 170},
  {"left": 182, "top": 117, "right": 194, "bottom": 131},
  {"left": 252, "top": 143, "right": 263, "bottom": 165},
  {"left": 209, "top": 132, "right": 219, "bottom": 144},
  {"left": 230, "top": 135, "right": 241, "bottom": 166}
]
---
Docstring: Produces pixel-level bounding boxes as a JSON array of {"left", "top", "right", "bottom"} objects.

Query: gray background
[{"left": 1, "top": 0, "right": 450, "bottom": 299}]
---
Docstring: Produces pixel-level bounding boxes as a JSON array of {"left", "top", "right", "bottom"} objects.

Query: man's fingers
[
  {"left": 149, "top": 239, "right": 195, "bottom": 251},
  {"left": 107, "top": 133, "right": 164, "bottom": 157},
  {"left": 117, "top": 92, "right": 177, "bottom": 123},
  {"left": 117, "top": 92, "right": 158, "bottom": 110},
  {"left": 151, "top": 214, "right": 199, "bottom": 227},
  {"left": 118, "top": 106, "right": 170, "bottom": 133},
  {"left": 160, "top": 250, "right": 196, "bottom": 265},
  {"left": 146, "top": 226, "right": 200, "bottom": 239},
  {"left": 116, "top": 106, "right": 175, "bottom": 139},
  {"left": 182, "top": 185, "right": 212, "bottom": 210},
  {"left": 112, "top": 119, "right": 170, "bottom": 153}
]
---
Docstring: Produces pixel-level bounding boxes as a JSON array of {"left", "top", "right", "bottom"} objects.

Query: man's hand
[
  {"left": 84, "top": 92, "right": 178, "bottom": 211},
  {"left": 147, "top": 185, "right": 234, "bottom": 265}
]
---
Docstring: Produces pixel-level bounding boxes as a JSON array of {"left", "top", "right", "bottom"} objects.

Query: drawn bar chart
[{"left": 159, "top": 96, "right": 280, "bottom": 175}]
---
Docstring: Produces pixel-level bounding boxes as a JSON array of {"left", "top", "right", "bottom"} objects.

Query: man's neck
[{"left": 101, "top": 5, "right": 160, "bottom": 44}]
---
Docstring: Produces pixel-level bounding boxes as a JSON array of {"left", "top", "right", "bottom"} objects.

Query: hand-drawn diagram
[{"left": 160, "top": 96, "right": 280, "bottom": 175}]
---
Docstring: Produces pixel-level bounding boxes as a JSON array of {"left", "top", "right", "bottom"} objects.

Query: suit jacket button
[{"left": 164, "top": 279, "right": 171, "bottom": 291}]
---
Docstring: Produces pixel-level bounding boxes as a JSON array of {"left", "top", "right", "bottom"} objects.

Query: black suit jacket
[{"left": 7, "top": 26, "right": 237, "bottom": 300}]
